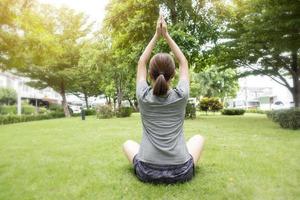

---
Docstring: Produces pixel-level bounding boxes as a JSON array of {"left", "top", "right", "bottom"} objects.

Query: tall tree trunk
[
  {"left": 291, "top": 50, "right": 299, "bottom": 107},
  {"left": 116, "top": 78, "right": 123, "bottom": 109},
  {"left": 128, "top": 98, "right": 137, "bottom": 111},
  {"left": 60, "top": 82, "right": 70, "bottom": 117},
  {"left": 117, "top": 87, "right": 123, "bottom": 109},
  {"left": 292, "top": 78, "right": 300, "bottom": 107},
  {"left": 83, "top": 92, "right": 89, "bottom": 108}
]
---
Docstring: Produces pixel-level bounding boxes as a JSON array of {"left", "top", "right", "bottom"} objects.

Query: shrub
[
  {"left": 85, "top": 108, "right": 96, "bottom": 116},
  {"left": 246, "top": 109, "right": 266, "bottom": 114},
  {"left": 199, "top": 97, "right": 209, "bottom": 113},
  {"left": 267, "top": 109, "right": 300, "bottom": 129},
  {"left": 199, "top": 97, "right": 223, "bottom": 114},
  {"left": 185, "top": 102, "right": 196, "bottom": 119},
  {"left": 0, "top": 104, "right": 43, "bottom": 115},
  {"left": 22, "top": 105, "right": 36, "bottom": 115},
  {"left": 96, "top": 105, "right": 114, "bottom": 119},
  {"left": 38, "top": 107, "right": 48, "bottom": 114},
  {"left": 210, "top": 99, "right": 223, "bottom": 112},
  {"left": 116, "top": 107, "right": 132, "bottom": 118},
  {"left": 0, "top": 87, "right": 17, "bottom": 105},
  {"left": 221, "top": 108, "right": 246, "bottom": 115},
  {"left": 0, "top": 105, "right": 16, "bottom": 115},
  {"left": 49, "top": 104, "right": 64, "bottom": 112},
  {"left": 0, "top": 112, "right": 65, "bottom": 125}
]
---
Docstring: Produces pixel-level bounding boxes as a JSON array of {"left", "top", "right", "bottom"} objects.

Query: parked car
[
  {"left": 271, "top": 100, "right": 294, "bottom": 110},
  {"left": 68, "top": 104, "right": 82, "bottom": 114}
]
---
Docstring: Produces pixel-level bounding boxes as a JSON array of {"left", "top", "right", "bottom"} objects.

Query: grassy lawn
[{"left": 0, "top": 113, "right": 299, "bottom": 200}]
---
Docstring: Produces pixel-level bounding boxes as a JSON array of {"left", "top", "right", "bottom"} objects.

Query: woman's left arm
[{"left": 136, "top": 17, "right": 161, "bottom": 82}]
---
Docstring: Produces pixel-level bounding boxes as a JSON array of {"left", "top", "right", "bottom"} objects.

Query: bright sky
[{"left": 38, "top": 0, "right": 110, "bottom": 27}]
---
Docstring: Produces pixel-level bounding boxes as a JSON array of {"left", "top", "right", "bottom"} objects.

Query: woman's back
[{"left": 136, "top": 79, "right": 190, "bottom": 165}]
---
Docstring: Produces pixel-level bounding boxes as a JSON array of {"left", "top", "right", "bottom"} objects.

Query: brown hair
[{"left": 149, "top": 53, "right": 175, "bottom": 96}]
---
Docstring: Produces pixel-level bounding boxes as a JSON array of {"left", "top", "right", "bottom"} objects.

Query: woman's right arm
[{"left": 161, "top": 18, "right": 189, "bottom": 81}]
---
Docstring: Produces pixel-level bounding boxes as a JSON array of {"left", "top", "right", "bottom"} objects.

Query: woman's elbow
[{"left": 180, "top": 58, "right": 188, "bottom": 67}]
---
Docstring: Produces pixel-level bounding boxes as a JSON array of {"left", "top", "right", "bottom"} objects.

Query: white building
[
  {"left": 228, "top": 76, "right": 294, "bottom": 110},
  {"left": 0, "top": 71, "right": 62, "bottom": 104}
]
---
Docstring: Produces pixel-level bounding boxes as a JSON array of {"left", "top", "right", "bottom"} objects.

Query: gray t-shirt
[{"left": 136, "top": 79, "right": 190, "bottom": 165}]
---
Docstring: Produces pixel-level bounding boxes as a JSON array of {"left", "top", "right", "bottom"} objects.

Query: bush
[
  {"left": 199, "top": 98, "right": 209, "bottom": 113},
  {"left": 116, "top": 107, "right": 132, "bottom": 118},
  {"left": 0, "top": 87, "right": 17, "bottom": 105},
  {"left": 199, "top": 97, "right": 223, "bottom": 113},
  {"left": 49, "top": 104, "right": 64, "bottom": 112},
  {"left": 0, "top": 105, "right": 16, "bottom": 115},
  {"left": 85, "top": 108, "right": 96, "bottom": 116},
  {"left": 0, "top": 104, "right": 39, "bottom": 115},
  {"left": 185, "top": 102, "right": 196, "bottom": 119},
  {"left": 267, "top": 108, "right": 300, "bottom": 129},
  {"left": 38, "top": 107, "right": 48, "bottom": 114},
  {"left": 246, "top": 109, "right": 266, "bottom": 114},
  {"left": 266, "top": 109, "right": 287, "bottom": 123},
  {"left": 0, "top": 112, "right": 65, "bottom": 125},
  {"left": 221, "top": 108, "right": 246, "bottom": 115},
  {"left": 22, "top": 105, "right": 36, "bottom": 115},
  {"left": 96, "top": 105, "right": 114, "bottom": 119}
]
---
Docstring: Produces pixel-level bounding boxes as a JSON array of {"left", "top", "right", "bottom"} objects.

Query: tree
[
  {"left": 211, "top": 0, "right": 300, "bottom": 107},
  {"left": 14, "top": 4, "right": 93, "bottom": 116},
  {"left": 70, "top": 40, "right": 109, "bottom": 108},
  {"left": 0, "top": 87, "right": 17, "bottom": 105},
  {"left": 190, "top": 68, "right": 239, "bottom": 100},
  {"left": 0, "top": 0, "right": 34, "bottom": 70},
  {"left": 103, "top": 0, "right": 159, "bottom": 108}
]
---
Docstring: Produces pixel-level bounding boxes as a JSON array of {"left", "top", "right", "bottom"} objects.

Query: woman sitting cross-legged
[{"left": 123, "top": 16, "right": 205, "bottom": 184}]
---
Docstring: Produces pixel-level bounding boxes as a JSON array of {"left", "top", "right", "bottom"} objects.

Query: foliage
[
  {"left": 116, "top": 107, "right": 132, "bottom": 118},
  {"left": 185, "top": 102, "right": 196, "bottom": 119},
  {"left": 0, "top": 103, "right": 46, "bottom": 115},
  {"left": 70, "top": 41, "right": 110, "bottom": 108},
  {"left": 211, "top": 0, "right": 300, "bottom": 107},
  {"left": 48, "top": 104, "right": 64, "bottom": 112},
  {"left": 221, "top": 109, "right": 246, "bottom": 115},
  {"left": 0, "top": 87, "right": 17, "bottom": 105},
  {"left": 267, "top": 109, "right": 300, "bottom": 129},
  {"left": 103, "top": 0, "right": 159, "bottom": 108},
  {"left": 246, "top": 109, "right": 266, "bottom": 114},
  {"left": 190, "top": 68, "right": 238, "bottom": 99},
  {"left": 0, "top": 0, "right": 35, "bottom": 69},
  {"left": 199, "top": 97, "right": 223, "bottom": 113},
  {"left": 0, "top": 112, "right": 65, "bottom": 125},
  {"left": 85, "top": 109, "right": 96, "bottom": 116},
  {"left": 96, "top": 105, "right": 114, "bottom": 119},
  {"left": 14, "top": 4, "right": 93, "bottom": 117}
]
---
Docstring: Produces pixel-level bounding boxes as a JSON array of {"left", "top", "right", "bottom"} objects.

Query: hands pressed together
[{"left": 155, "top": 15, "right": 168, "bottom": 39}]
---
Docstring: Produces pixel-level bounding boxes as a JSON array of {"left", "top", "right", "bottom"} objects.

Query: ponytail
[{"left": 153, "top": 74, "right": 169, "bottom": 96}]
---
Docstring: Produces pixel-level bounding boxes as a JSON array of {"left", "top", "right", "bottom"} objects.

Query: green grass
[{"left": 0, "top": 113, "right": 299, "bottom": 200}]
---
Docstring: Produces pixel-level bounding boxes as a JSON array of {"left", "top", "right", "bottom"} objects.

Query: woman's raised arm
[
  {"left": 136, "top": 17, "right": 161, "bottom": 82},
  {"left": 161, "top": 18, "right": 189, "bottom": 81}
]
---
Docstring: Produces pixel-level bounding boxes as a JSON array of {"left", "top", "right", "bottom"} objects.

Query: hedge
[
  {"left": 246, "top": 109, "right": 266, "bottom": 114},
  {"left": 267, "top": 108, "right": 300, "bottom": 129},
  {"left": 221, "top": 108, "right": 246, "bottom": 115},
  {"left": 0, "top": 105, "right": 47, "bottom": 115},
  {"left": 116, "top": 107, "right": 132, "bottom": 118},
  {"left": 0, "top": 112, "right": 65, "bottom": 125}
]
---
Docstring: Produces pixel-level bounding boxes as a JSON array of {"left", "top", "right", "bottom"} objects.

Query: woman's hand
[
  {"left": 155, "top": 16, "right": 162, "bottom": 38},
  {"left": 161, "top": 16, "right": 168, "bottom": 38}
]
